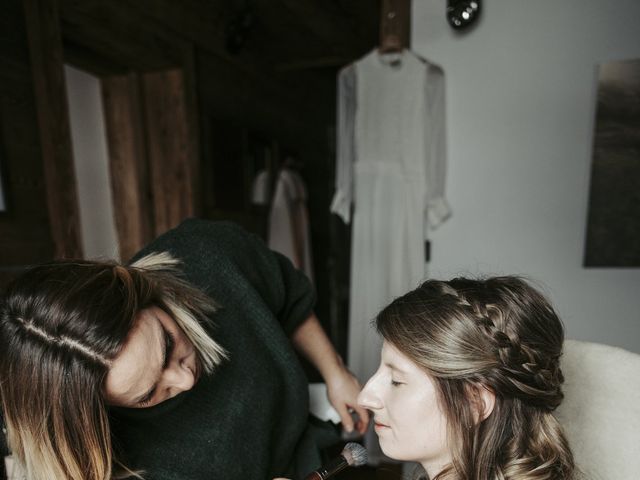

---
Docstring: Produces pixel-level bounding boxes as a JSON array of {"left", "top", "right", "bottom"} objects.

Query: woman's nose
[
  {"left": 357, "top": 377, "right": 382, "bottom": 410},
  {"left": 164, "top": 360, "right": 195, "bottom": 393}
]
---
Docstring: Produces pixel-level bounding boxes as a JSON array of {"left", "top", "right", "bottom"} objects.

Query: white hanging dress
[
  {"left": 331, "top": 49, "right": 451, "bottom": 382},
  {"left": 252, "top": 168, "right": 315, "bottom": 283}
]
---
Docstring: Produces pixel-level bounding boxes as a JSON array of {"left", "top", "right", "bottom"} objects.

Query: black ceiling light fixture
[
  {"left": 447, "top": 0, "right": 481, "bottom": 30},
  {"left": 225, "top": 1, "right": 254, "bottom": 55}
]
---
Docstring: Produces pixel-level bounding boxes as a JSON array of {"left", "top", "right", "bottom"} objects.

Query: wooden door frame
[
  {"left": 24, "top": 0, "right": 202, "bottom": 260},
  {"left": 23, "top": 0, "right": 82, "bottom": 258}
]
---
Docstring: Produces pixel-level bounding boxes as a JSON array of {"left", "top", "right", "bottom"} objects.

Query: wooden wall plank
[
  {"left": 0, "top": 0, "right": 55, "bottom": 282},
  {"left": 141, "top": 69, "right": 196, "bottom": 236},
  {"left": 101, "top": 74, "right": 154, "bottom": 261},
  {"left": 23, "top": 0, "right": 82, "bottom": 258},
  {"left": 180, "top": 46, "right": 202, "bottom": 219}
]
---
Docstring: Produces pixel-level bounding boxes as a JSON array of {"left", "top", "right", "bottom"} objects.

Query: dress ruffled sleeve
[
  {"left": 330, "top": 64, "right": 357, "bottom": 224},
  {"left": 424, "top": 63, "right": 452, "bottom": 229}
]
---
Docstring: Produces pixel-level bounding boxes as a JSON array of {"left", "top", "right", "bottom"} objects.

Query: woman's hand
[
  {"left": 325, "top": 361, "right": 370, "bottom": 435},
  {"left": 291, "top": 314, "right": 370, "bottom": 434}
]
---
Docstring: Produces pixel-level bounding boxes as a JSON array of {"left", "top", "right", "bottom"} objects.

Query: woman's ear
[
  {"left": 477, "top": 385, "right": 495, "bottom": 421},
  {"left": 468, "top": 384, "right": 496, "bottom": 423}
]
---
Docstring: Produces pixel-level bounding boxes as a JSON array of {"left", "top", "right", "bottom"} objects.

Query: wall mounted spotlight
[{"left": 447, "top": 0, "right": 481, "bottom": 30}]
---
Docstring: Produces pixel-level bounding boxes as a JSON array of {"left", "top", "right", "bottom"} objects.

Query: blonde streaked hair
[
  {"left": 0, "top": 252, "right": 227, "bottom": 480},
  {"left": 376, "top": 276, "right": 576, "bottom": 480}
]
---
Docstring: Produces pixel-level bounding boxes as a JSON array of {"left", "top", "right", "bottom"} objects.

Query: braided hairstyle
[{"left": 376, "top": 276, "right": 575, "bottom": 480}]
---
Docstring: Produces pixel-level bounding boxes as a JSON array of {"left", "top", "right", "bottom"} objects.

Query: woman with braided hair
[{"left": 357, "top": 276, "right": 576, "bottom": 480}]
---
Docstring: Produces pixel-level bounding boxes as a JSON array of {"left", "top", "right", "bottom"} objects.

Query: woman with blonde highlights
[
  {"left": 0, "top": 219, "right": 368, "bottom": 480},
  {"left": 357, "top": 276, "right": 576, "bottom": 480}
]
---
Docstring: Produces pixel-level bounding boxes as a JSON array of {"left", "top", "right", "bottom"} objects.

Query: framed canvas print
[{"left": 584, "top": 58, "right": 640, "bottom": 267}]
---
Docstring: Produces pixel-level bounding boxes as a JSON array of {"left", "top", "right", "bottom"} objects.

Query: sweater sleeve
[
  {"left": 137, "top": 219, "right": 316, "bottom": 337},
  {"left": 267, "top": 249, "right": 316, "bottom": 335},
  {"left": 211, "top": 221, "right": 317, "bottom": 336},
  {"left": 226, "top": 223, "right": 316, "bottom": 336}
]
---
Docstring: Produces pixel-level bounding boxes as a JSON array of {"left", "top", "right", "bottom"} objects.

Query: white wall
[
  {"left": 65, "top": 65, "right": 120, "bottom": 261},
  {"left": 414, "top": 0, "right": 640, "bottom": 353}
]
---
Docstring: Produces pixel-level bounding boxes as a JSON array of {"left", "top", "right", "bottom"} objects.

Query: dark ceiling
[
  {"left": 223, "top": 0, "right": 380, "bottom": 71},
  {"left": 60, "top": 0, "right": 380, "bottom": 78}
]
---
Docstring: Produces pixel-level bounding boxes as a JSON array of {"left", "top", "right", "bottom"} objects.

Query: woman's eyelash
[
  {"left": 163, "top": 330, "right": 175, "bottom": 369},
  {"left": 391, "top": 380, "right": 404, "bottom": 386},
  {"left": 137, "top": 329, "right": 176, "bottom": 407}
]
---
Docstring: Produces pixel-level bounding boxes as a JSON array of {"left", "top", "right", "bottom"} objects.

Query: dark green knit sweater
[{"left": 1, "top": 219, "right": 337, "bottom": 479}]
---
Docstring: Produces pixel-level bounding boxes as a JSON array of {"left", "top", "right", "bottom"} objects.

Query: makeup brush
[{"left": 303, "top": 442, "right": 368, "bottom": 480}]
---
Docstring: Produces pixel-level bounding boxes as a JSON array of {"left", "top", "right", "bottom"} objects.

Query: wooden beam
[
  {"left": 180, "top": 46, "right": 202, "bottom": 219},
  {"left": 380, "top": 0, "right": 411, "bottom": 52},
  {"left": 141, "top": 69, "right": 196, "bottom": 236},
  {"left": 23, "top": 0, "right": 82, "bottom": 259},
  {"left": 0, "top": 0, "right": 56, "bottom": 266},
  {"left": 63, "top": 37, "right": 130, "bottom": 77},
  {"left": 60, "top": 0, "right": 184, "bottom": 71},
  {"left": 101, "top": 74, "right": 154, "bottom": 261}
]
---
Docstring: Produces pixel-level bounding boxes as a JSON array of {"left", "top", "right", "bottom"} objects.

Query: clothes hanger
[{"left": 282, "top": 154, "right": 303, "bottom": 171}]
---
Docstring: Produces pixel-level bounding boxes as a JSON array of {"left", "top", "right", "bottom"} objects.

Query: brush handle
[
  {"left": 302, "top": 456, "right": 348, "bottom": 480},
  {"left": 303, "top": 473, "right": 322, "bottom": 480}
]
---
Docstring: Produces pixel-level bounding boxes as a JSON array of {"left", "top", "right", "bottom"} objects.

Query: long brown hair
[
  {"left": 376, "top": 276, "right": 575, "bottom": 480},
  {"left": 0, "top": 252, "right": 226, "bottom": 480}
]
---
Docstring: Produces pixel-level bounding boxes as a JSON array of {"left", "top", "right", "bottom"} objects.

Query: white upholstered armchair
[{"left": 555, "top": 340, "right": 640, "bottom": 480}]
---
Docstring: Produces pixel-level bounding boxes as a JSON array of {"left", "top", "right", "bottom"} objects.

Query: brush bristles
[{"left": 341, "top": 442, "right": 368, "bottom": 467}]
